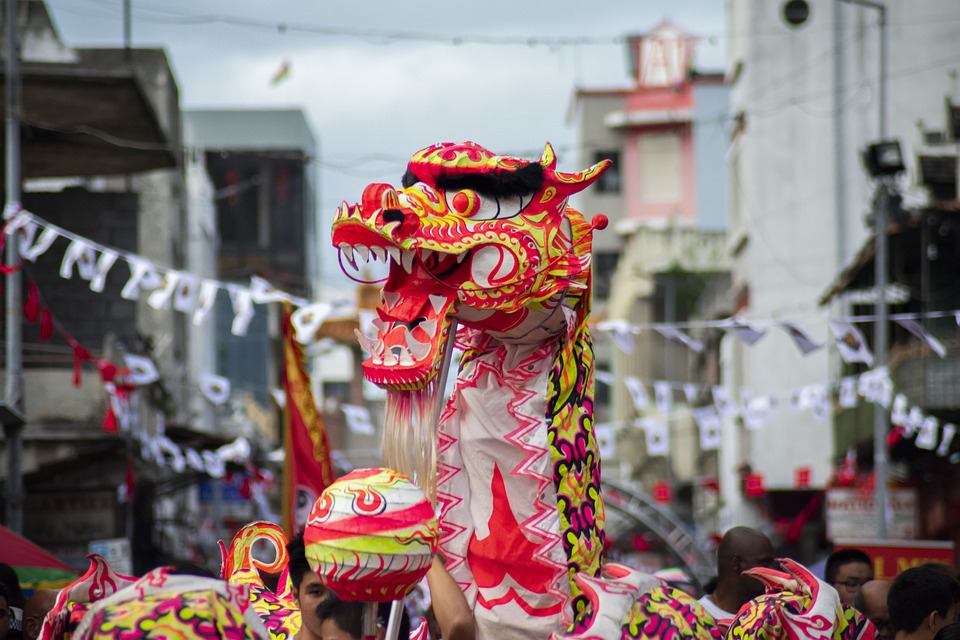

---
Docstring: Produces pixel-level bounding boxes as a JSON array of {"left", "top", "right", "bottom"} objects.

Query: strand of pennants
[
  {"left": 1, "top": 205, "right": 352, "bottom": 341},
  {"left": 11, "top": 263, "right": 258, "bottom": 480},
  {"left": 597, "top": 314, "right": 954, "bottom": 366},
  {"left": 593, "top": 367, "right": 960, "bottom": 464}
]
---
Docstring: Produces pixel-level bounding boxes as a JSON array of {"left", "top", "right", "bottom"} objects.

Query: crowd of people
[
  {"left": 688, "top": 527, "right": 960, "bottom": 640},
  {"left": 2, "top": 526, "right": 960, "bottom": 639}
]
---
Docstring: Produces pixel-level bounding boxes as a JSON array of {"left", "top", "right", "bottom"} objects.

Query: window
[{"left": 592, "top": 150, "right": 621, "bottom": 194}]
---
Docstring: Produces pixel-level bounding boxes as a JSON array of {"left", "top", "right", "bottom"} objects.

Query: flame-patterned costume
[{"left": 331, "top": 141, "right": 611, "bottom": 638}]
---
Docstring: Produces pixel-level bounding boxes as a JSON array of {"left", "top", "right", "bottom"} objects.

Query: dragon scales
[{"left": 331, "top": 141, "right": 610, "bottom": 638}]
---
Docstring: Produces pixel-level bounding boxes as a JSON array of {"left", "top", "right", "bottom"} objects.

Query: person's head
[
  {"left": 855, "top": 579, "right": 892, "bottom": 640},
  {"left": 825, "top": 548, "right": 874, "bottom": 607},
  {"left": 316, "top": 595, "right": 364, "bottom": 640},
  {"left": 935, "top": 622, "right": 960, "bottom": 640},
  {"left": 0, "top": 565, "right": 24, "bottom": 608},
  {"left": 716, "top": 526, "right": 777, "bottom": 603},
  {"left": 0, "top": 581, "right": 11, "bottom": 640},
  {"left": 286, "top": 532, "right": 329, "bottom": 640},
  {"left": 22, "top": 589, "right": 58, "bottom": 640},
  {"left": 933, "top": 622, "right": 960, "bottom": 640},
  {"left": 921, "top": 563, "right": 960, "bottom": 584},
  {"left": 888, "top": 567, "right": 960, "bottom": 639}
]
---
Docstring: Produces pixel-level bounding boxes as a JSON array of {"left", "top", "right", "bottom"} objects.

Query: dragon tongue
[{"left": 381, "top": 286, "right": 455, "bottom": 324}]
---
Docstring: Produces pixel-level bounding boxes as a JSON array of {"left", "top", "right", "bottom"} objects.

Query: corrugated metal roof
[{"left": 183, "top": 109, "right": 316, "bottom": 156}]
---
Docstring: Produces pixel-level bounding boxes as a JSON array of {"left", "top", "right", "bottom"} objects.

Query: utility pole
[
  {"left": 4, "top": 0, "right": 25, "bottom": 534},
  {"left": 839, "top": 0, "right": 889, "bottom": 539}
]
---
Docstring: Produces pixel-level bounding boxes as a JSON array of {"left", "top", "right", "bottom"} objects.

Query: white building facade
[{"left": 722, "top": 0, "right": 960, "bottom": 528}]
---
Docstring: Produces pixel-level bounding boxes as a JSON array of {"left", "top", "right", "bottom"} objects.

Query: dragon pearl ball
[{"left": 303, "top": 468, "right": 439, "bottom": 602}]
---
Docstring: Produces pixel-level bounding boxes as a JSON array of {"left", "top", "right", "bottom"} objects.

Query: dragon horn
[{"left": 540, "top": 142, "right": 558, "bottom": 171}]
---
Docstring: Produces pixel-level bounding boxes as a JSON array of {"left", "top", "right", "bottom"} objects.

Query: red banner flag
[{"left": 281, "top": 303, "right": 335, "bottom": 536}]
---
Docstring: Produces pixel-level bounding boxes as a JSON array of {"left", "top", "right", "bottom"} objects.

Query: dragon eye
[
  {"left": 448, "top": 189, "right": 481, "bottom": 217},
  {"left": 445, "top": 190, "right": 531, "bottom": 221}
]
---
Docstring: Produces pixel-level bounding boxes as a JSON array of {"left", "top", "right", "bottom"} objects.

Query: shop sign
[
  {"left": 825, "top": 487, "right": 916, "bottom": 541},
  {"left": 834, "top": 539, "right": 954, "bottom": 580}
]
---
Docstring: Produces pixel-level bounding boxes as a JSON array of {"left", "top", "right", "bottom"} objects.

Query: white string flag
[
  {"left": 723, "top": 316, "right": 766, "bottom": 346},
  {"left": 829, "top": 320, "right": 874, "bottom": 367},
  {"left": 193, "top": 281, "right": 219, "bottom": 326},
  {"left": 624, "top": 376, "right": 649, "bottom": 412},
  {"left": 122, "top": 256, "right": 163, "bottom": 300},
  {"left": 124, "top": 354, "right": 160, "bottom": 385},
  {"left": 712, "top": 386, "right": 737, "bottom": 418},
  {"left": 635, "top": 418, "right": 669, "bottom": 456},
  {"left": 593, "top": 423, "right": 616, "bottom": 459},
  {"left": 22, "top": 226, "right": 58, "bottom": 262},
  {"left": 173, "top": 274, "right": 199, "bottom": 314},
  {"left": 89, "top": 249, "right": 119, "bottom": 293},
  {"left": 199, "top": 373, "right": 231, "bottom": 405},
  {"left": 342, "top": 404, "right": 375, "bottom": 435},
  {"left": 692, "top": 407, "right": 722, "bottom": 450},
  {"left": 229, "top": 287, "right": 255, "bottom": 336},
  {"left": 938, "top": 424, "right": 957, "bottom": 457},
  {"left": 60, "top": 238, "right": 97, "bottom": 281},
  {"left": 599, "top": 319, "right": 635, "bottom": 354},
  {"left": 654, "top": 381, "right": 673, "bottom": 416},
  {"left": 653, "top": 324, "right": 704, "bottom": 353},
  {"left": 292, "top": 302, "right": 334, "bottom": 344},
  {"left": 839, "top": 377, "right": 858, "bottom": 408},
  {"left": 915, "top": 416, "right": 939, "bottom": 450},
  {"left": 147, "top": 271, "right": 181, "bottom": 310},
  {"left": 895, "top": 319, "right": 947, "bottom": 359},
  {"left": 778, "top": 322, "right": 823, "bottom": 355}
]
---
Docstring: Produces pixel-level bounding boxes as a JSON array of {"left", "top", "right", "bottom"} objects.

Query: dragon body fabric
[{"left": 331, "top": 142, "right": 609, "bottom": 638}]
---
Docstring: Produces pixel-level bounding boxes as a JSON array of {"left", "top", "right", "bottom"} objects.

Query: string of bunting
[
  {"left": 2, "top": 205, "right": 352, "bottom": 340},
  {"left": 594, "top": 366, "right": 959, "bottom": 464},
  {"left": 596, "top": 314, "right": 955, "bottom": 361}
]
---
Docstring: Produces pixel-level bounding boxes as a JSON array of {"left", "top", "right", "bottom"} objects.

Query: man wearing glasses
[{"left": 825, "top": 548, "right": 874, "bottom": 607}]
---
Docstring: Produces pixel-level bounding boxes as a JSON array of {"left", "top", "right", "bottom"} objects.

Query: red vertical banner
[{"left": 281, "top": 303, "right": 335, "bottom": 536}]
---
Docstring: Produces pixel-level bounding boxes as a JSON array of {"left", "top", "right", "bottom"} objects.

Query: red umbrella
[{"left": 0, "top": 524, "right": 77, "bottom": 589}]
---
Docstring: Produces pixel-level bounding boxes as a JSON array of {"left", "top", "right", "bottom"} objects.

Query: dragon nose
[
  {"left": 381, "top": 189, "right": 405, "bottom": 227},
  {"left": 360, "top": 183, "right": 406, "bottom": 228}
]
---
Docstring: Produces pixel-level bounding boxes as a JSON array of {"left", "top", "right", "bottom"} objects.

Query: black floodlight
[{"left": 861, "top": 140, "right": 905, "bottom": 178}]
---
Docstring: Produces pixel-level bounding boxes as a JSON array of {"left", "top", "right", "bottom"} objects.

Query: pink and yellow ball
[{"left": 303, "top": 468, "right": 439, "bottom": 602}]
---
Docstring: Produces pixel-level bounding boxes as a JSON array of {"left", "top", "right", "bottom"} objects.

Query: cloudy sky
[{"left": 45, "top": 0, "right": 726, "bottom": 291}]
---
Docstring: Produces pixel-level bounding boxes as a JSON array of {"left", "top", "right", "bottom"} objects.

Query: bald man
[
  {"left": 699, "top": 526, "right": 777, "bottom": 622},
  {"left": 855, "top": 580, "right": 892, "bottom": 640},
  {"left": 22, "top": 590, "right": 57, "bottom": 640}
]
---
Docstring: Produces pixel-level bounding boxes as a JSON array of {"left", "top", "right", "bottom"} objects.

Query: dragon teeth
[
  {"left": 355, "top": 245, "right": 370, "bottom": 261},
  {"left": 420, "top": 249, "right": 434, "bottom": 262},
  {"left": 338, "top": 243, "right": 357, "bottom": 270},
  {"left": 371, "top": 246, "right": 386, "bottom": 262},
  {"left": 428, "top": 294, "right": 447, "bottom": 315},
  {"left": 382, "top": 291, "right": 400, "bottom": 310},
  {"left": 400, "top": 251, "right": 414, "bottom": 274},
  {"left": 457, "top": 251, "right": 468, "bottom": 263},
  {"left": 420, "top": 319, "right": 437, "bottom": 337},
  {"left": 354, "top": 329, "right": 383, "bottom": 356},
  {"left": 405, "top": 329, "right": 431, "bottom": 360},
  {"left": 386, "top": 246, "right": 401, "bottom": 265}
]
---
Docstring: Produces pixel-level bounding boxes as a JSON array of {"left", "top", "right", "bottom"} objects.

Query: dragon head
[{"left": 331, "top": 141, "right": 609, "bottom": 391}]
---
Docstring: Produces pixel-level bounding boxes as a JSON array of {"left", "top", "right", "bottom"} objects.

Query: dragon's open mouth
[{"left": 337, "top": 235, "right": 470, "bottom": 391}]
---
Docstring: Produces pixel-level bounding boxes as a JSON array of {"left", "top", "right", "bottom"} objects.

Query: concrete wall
[
  {"left": 693, "top": 83, "right": 730, "bottom": 230},
  {"left": 573, "top": 92, "right": 628, "bottom": 254}
]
